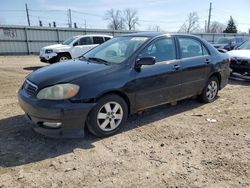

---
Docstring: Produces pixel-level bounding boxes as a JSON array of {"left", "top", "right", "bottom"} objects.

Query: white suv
[{"left": 39, "top": 34, "right": 112, "bottom": 63}]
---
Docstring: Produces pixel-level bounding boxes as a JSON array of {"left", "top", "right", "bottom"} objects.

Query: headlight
[
  {"left": 37, "top": 84, "right": 80, "bottom": 100},
  {"left": 45, "top": 49, "right": 53, "bottom": 53}
]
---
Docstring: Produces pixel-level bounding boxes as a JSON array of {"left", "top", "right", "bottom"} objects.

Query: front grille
[{"left": 23, "top": 80, "right": 38, "bottom": 97}]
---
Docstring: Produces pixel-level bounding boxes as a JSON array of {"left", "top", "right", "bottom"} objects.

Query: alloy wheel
[
  {"left": 206, "top": 80, "right": 218, "bottom": 100},
  {"left": 97, "top": 101, "right": 123, "bottom": 131},
  {"left": 59, "top": 56, "right": 69, "bottom": 61}
]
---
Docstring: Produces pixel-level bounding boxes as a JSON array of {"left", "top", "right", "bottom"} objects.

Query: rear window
[{"left": 93, "top": 37, "right": 104, "bottom": 44}]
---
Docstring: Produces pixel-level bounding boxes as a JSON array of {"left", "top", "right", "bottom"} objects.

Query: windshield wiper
[{"left": 88, "top": 57, "right": 109, "bottom": 64}]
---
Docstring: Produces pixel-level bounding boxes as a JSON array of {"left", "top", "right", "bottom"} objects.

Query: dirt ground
[{"left": 0, "top": 56, "right": 249, "bottom": 188}]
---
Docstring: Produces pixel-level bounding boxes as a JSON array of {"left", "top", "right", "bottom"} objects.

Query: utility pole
[
  {"left": 205, "top": 20, "right": 207, "bottom": 33},
  {"left": 25, "top": 3, "right": 30, "bottom": 26},
  {"left": 68, "top": 9, "right": 72, "bottom": 28},
  {"left": 207, "top": 2, "right": 212, "bottom": 33},
  {"left": 84, "top": 19, "right": 86, "bottom": 30}
]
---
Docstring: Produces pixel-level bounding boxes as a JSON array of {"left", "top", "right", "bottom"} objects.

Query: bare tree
[
  {"left": 179, "top": 12, "right": 199, "bottom": 33},
  {"left": 147, "top": 25, "right": 162, "bottom": 32},
  {"left": 123, "top": 8, "right": 139, "bottom": 30},
  {"left": 210, "top": 21, "right": 226, "bottom": 33},
  {"left": 104, "top": 9, "right": 124, "bottom": 30}
]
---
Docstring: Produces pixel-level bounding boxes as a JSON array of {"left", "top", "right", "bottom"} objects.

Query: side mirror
[
  {"left": 136, "top": 56, "right": 156, "bottom": 67},
  {"left": 73, "top": 42, "right": 79, "bottom": 47}
]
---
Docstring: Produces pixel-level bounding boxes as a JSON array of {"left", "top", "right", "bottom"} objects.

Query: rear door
[
  {"left": 177, "top": 37, "right": 210, "bottom": 98},
  {"left": 135, "top": 37, "right": 182, "bottom": 110}
]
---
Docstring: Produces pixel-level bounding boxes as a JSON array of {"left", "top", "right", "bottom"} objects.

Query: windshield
[
  {"left": 238, "top": 40, "right": 250, "bottom": 50},
  {"left": 82, "top": 36, "right": 149, "bottom": 64},
  {"left": 62, "top": 36, "right": 78, "bottom": 45}
]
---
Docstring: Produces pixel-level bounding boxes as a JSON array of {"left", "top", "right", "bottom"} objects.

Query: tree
[
  {"left": 147, "top": 25, "right": 162, "bottom": 32},
  {"left": 104, "top": 9, "right": 124, "bottom": 30},
  {"left": 210, "top": 21, "right": 226, "bottom": 33},
  {"left": 123, "top": 8, "right": 139, "bottom": 30},
  {"left": 223, "top": 16, "right": 237, "bottom": 33},
  {"left": 179, "top": 12, "right": 199, "bottom": 33}
]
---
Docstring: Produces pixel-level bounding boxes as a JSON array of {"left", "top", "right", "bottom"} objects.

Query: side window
[
  {"left": 93, "top": 37, "right": 104, "bottom": 44},
  {"left": 140, "top": 38, "right": 176, "bottom": 63},
  {"left": 78, "top": 37, "right": 91, "bottom": 45},
  {"left": 202, "top": 45, "right": 209, "bottom": 55},
  {"left": 178, "top": 38, "right": 203, "bottom": 58},
  {"left": 104, "top": 37, "right": 111, "bottom": 42}
]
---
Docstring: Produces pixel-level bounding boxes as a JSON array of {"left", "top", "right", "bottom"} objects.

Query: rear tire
[
  {"left": 87, "top": 94, "right": 128, "bottom": 137},
  {"left": 199, "top": 76, "right": 219, "bottom": 103}
]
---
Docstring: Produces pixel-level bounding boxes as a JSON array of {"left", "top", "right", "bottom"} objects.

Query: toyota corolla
[{"left": 18, "top": 32, "right": 230, "bottom": 138}]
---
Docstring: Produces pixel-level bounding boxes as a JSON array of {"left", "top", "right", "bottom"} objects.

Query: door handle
[
  {"left": 173, "top": 64, "right": 181, "bottom": 71},
  {"left": 204, "top": 59, "right": 211, "bottom": 64}
]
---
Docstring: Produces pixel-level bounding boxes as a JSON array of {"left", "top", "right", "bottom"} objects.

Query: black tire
[
  {"left": 199, "top": 76, "right": 219, "bottom": 103},
  {"left": 56, "top": 53, "right": 71, "bottom": 62},
  {"left": 87, "top": 94, "right": 128, "bottom": 137}
]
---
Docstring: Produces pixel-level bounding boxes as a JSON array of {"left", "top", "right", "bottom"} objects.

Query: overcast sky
[{"left": 0, "top": 0, "right": 250, "bottom": 32}]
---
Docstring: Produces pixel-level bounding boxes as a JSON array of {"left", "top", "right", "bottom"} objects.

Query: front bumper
[
  {"left": 18, "top": 89, "right": 96, "bottom": 138},
  {"left": 39, "top": 52, "right": 58, "bottom": 63}
]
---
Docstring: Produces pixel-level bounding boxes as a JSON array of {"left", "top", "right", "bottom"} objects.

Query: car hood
[
  {"left": 227, "top": 50, "right": 250, "bottom": 59},
  {"left": 42, "top": 44, "right": 70, "bottom": 51},
  {"left": 27, "top": 60, "right": 111, "bottom": 88}
]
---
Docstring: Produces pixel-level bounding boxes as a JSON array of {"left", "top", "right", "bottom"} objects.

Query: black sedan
[{"left": 18, "top": 32, "right": 230, "bottom": 138}]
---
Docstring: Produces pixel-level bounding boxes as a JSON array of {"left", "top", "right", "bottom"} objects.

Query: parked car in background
[
  {"left": 19, "top": 32, "right": 230, "bottom": 138},
  {"left": 227, "top": 39, "right": 250, "bottom": 81},
  {"left": 213, "top": 37, "right": 247, "bottom": 51},
  {"left": 39, "top": 34, "right": 112, "bottom": 63}
]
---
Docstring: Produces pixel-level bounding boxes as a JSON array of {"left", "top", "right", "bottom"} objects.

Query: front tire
[
  {"left": 199, "top": 76, "right": 219, "bottom": 103},
  {"left": 87, "top": 94, "right": 128, "bottom": 137},
  {"left": 56, "top": 53, "right": 71, "bottom": 62}
]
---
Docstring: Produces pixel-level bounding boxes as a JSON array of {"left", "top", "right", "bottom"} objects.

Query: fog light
[{"left": 43, "top": 122, "right": 62, "bottom": 128}]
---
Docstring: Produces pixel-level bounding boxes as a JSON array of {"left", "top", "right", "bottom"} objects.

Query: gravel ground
[{"left": 0, "top": 56, "right": 250, "bottom": 188}]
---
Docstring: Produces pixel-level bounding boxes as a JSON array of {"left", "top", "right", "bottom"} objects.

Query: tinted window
[
  {"left": 78, "top": 37, "right": 91, "bottom": 45},
  {"left": 178, "top": 38, "right": 203, "bottom": 58},
  {"left": 104, "top": 37, "right": 111, "bottom": 41},
  {"left": 93, "top": 37, "right": 104, "bottom": 44},
  {"left": 140, "top": 38, "right": 176, "bottom": 63}
]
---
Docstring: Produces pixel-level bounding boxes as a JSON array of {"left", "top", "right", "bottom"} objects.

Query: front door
[
  {"left": 71, "top": 37, "right": 96, "bottom": 58},
  {"left": 134, "top": 37, "right": 182, "bottom": 110}
]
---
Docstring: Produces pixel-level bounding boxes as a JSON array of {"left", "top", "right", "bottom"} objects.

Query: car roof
[
  {"left": 121, "top": 32, "right": 200, "bottom": 39},
  {"left": 74, "top": 34, "right": 113, "bottom": 38}
]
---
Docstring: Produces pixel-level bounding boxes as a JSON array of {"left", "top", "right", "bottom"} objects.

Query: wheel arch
[
  {"left": 208, "top": 72, "right": 222, "bottom": 89},
  {"left": 57, "top": 52, "right": 72, "bottom": 59},
  {"left": 95, "top": 90, "right": 131, "bottom": 115}
]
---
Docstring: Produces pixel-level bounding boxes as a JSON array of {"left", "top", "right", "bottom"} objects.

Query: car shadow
[
  {"left": 0, "top": 98, "right": 204, "bottom": 167},
  {"left": 23, "top": 66, "right": 44, "bottom": 71},
  {"left": 228, "top": 79, "right": 250, "bottom": 86}
]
